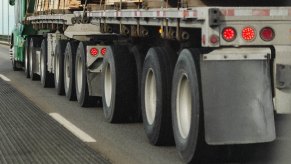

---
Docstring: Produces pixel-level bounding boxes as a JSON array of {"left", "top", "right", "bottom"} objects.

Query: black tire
[
  {"left": 40, "top": 39, "right": 54, "bottom": 88},
  {"left": 54, "top": 40, "right": 67, "bottom": 95},
  {"left": 12, "top": 60, "right": 19, "bottom": 71},
  {"left": 64, "top": 41, "right": 78, "bottom": 101},
  {"left": 10, "top": 35, "right": 21, "bottom": 71},
  {"left": 24, "top": 39, "right": 30, "bottom": 78},
  {"left": 11, "top": 46, "right": 21, "bottom": 71},
  {"left": 141, "top": 47, "right": 177, "bottom": 146},
  {"left": 171, "top": 49, "right": 205, "bottom": 163},
  {"left": 102, "top": 45, "right": 138, "bottom": 123},
  {"left": 29, "top": 37, "right": 41, "bottom": 80},
  {"left": 75, "top": 42, "right": 98, "bottom": 107},
  {"left": 130, "top": 45, "right": 148, "bottom": 122},
  {"left": 12, "top": 60, "right": 18, "bottom": 71}
]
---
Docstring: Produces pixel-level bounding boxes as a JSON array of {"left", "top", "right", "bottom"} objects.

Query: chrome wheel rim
[
  {"left": 176, "top": 74, "right": 192, "bottom": 139},
  {"left": 41, "top": 52, "right": 45, "bottom": 82},
  {"left": 145, "top": 69, "right": 157, "bottom": 125},
  {"left": 55, "top": 55, "right": 60, "bottom": 85},
  {"left": 29, "top": 47, "right": 33, "bottom": 76},
  {"left": 104, "top": 63, "right": 112, "bottom": 107},
  {"left": 64, "top": 54, "right": 70, "bottom": 93},
  {"left": 25, "top": 46, "right": 29, "bottom": 72},
  {"left": 76, "top": 56, "right": 83, "bottom": 95}
]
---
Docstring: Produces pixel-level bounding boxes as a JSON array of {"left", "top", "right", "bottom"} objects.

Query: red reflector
[
  {"left": 260, "top": 27, "right": 275, "bottom": 41},
  {"left": 210, "top": 35, "right": 219, "bottom": 45},
  {"left": 101, "top": 48, "right": 107, "bottom": 56},
  {"left": 222, "top": 27, "right": 236, "bottom": 42},
  {"left": 242, "top": 27, "right": 256, "bottom": 41},
  {"left": 90, "top": 48, "right": 98, "bottom": 56}
]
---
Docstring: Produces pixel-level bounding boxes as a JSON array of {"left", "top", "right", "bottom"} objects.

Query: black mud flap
[{"left": 201, "top": 49, "right": 276, "bottom": 145}]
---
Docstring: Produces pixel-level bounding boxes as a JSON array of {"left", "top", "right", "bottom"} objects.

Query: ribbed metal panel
[{"left": 0, "top": 79, "right": 109, "bottom": 164}]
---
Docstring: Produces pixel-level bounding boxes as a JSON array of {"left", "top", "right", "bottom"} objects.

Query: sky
[{"left": 0, "top": 1, "right": 15, "bottom": 35}]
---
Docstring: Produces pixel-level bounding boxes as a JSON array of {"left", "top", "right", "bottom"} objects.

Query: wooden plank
[
  {"left": 48, "top": 0, "right": 58, "bottom": 10},
  {"left": 185, "top": 0, "right": 291, "bottom": 7},
  {"left": 36, "top": 0, "right": 44, "bottom": 12},
  {"left": 182, "top": 0, "right": 206, "bottom": 7},
  {"left": 106, "top": 0, "right": 142, "bottom": 6},
  {"left": 87, "top": 4, "right": 103, "bottom": 11},
  {"left": 35, "top": 0, "right": 82, "bottom": 13},
  {"left": 144, "top": 0, "right": 174, "bottom": 8}
]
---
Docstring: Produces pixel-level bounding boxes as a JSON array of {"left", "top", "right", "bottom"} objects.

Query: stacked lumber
[
  {"left": 183, "top": 0, "right": 291, "bottom": 7},
  {"left": 144, "top": 0, "right": 291, "bottom": 8},
  {"left": 87, "top": 0, "right": 105, "bottom": 11},
  {"left": 143, "top": 0, "right": 174, "bottom": 8},
  {"left": 105, "top": 0, "right": 142, "bottom": 6},
  {"left": 102, "top": 0, "right": 142, "bottom": 9},
  {"left": 33, "top": 0, "right": 291, "bottom": 13},
  {"left": 35, "top": 0, "right": 82, "bottom": 13}
]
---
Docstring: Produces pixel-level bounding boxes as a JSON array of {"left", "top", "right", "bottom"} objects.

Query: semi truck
[{"left": 9, "top": 0, "right": 291, "bottom": 162}]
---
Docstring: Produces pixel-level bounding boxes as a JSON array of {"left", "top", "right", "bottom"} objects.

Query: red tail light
[
  {"left": 90, "top": 48, "right": 98, "bottom": 56},
  {"left": 101, "top": 48, "right": 107, "bottom": 56},
  {"left": 260, "top": 27, "right": 275, "bottom": 41},
  {"left": 242, "top": 27, "right": 256, "bottom": 41},
  {"left": 222, "top": 27, "right": 236, "bottom": 42}
]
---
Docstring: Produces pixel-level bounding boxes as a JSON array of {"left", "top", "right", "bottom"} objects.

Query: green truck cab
[{"left": 9, "top": 0, "right": 37, "bottom": 70}]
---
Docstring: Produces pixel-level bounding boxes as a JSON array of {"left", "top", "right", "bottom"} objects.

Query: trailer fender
[
  {"left": 200, "top": 48, "right": 276, "bottom": 145},
  {"left": 86, "top": 45, "right": 105, "bottom": 97}
]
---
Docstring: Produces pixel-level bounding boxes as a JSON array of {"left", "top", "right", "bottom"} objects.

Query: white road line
[
  {"left": 0, "top": 74, "right": 11, "bottom": 81},
  {"left": 49, "top": 113, "right": 96, "bottom": 143}
]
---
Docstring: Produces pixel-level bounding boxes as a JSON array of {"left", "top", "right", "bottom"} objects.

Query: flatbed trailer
[{"left": 9, "top": 0, "right": 291, "bottom": 162}]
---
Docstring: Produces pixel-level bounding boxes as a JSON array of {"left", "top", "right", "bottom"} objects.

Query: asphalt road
[{"left": 0, "top": 44, "right": 291, "bottom": 164}]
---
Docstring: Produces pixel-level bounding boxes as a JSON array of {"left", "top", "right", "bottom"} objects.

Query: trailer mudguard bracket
[
  {"left": 274, "top": 46, "right": 291, "bottom": 114},
  {"left": 276, "top": 64, "right": 291, "bottom": 89},
  {"left": 209, "top": 8, "right": 220, "bottom": 27},
  {"left": 200, "top": 48, "right": 276, "bottom": 145}
]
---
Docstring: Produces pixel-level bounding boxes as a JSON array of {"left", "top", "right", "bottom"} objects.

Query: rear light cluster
[
  {"left": 222, "top": 27, "right": 236, "bottom": 42},
  {"left": 242, "top": 27, "right": 256, "bottom": 41},
  {"left": 221, "top": 26, "right": 275, "bottom": 42},
  {"left": 90, "top": 48, "right": 98, "bottom": 56},
  {"left": 260, "top": 27, "right": 275, "bottom": 41},
  {"left": 100, "top": 48, "right": 107, "bottom": 55},
  {"left": 89, "top": 47, "right": 107, "bottom": 57}
]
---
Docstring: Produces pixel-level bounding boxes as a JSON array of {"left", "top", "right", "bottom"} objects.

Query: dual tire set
[
  {"left": 24, "top": 38, "right": 98, "bottom": 107},
  {"left": 103, "top": 46, "right": 207, "bottom": 162},
  {"left": 141, "top": 48, "right": 205, "bottom": 163},
  {"left": 23, "top": 37, "right": 204, "bottom": 163}
]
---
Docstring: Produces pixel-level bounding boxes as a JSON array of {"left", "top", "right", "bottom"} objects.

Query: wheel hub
[
  {"left": 64, "top": 55, "right": 70, "bottom": 91},
  {"left": 41, "top": 54, "right": 45, "bottom": 79},
  {"left": 104, "top": 63, "right": 112, "bottom": 107},
  {"left": 176, "top": 74, "right": 192, "bottom": 139},
  {"left": 76, "top": 55, "right": 83, "bottom": 94},
  {"left": 145, "top": 69, "right": 157, "bottom": 125},
  {"left": 55, "top": 55, "right": 60, "bottom": 84}
]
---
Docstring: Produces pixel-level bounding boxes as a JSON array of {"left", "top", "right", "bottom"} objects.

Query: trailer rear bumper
[{"left": 200, "top": 48, "right": 276, "bottom": 145}]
